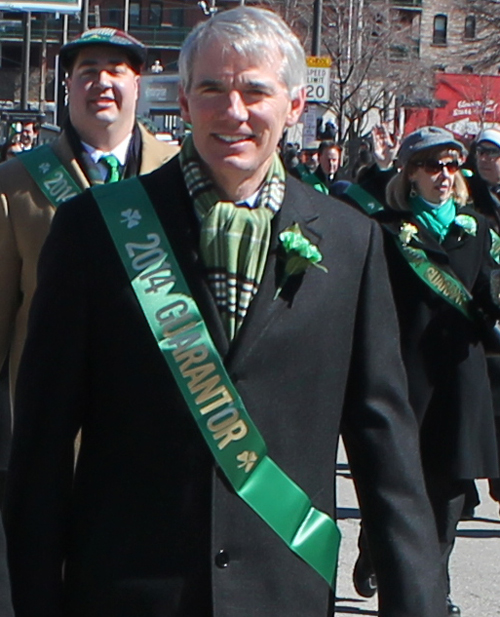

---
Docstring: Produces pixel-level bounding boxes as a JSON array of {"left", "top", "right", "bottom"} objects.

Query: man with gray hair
[{"left": 6, "top": 7, "right": 446, "bottom": 617}]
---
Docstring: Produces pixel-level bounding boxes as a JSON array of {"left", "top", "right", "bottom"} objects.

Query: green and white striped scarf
[{"left": 179, "top": 135, "right": 286, "bottom": 340}]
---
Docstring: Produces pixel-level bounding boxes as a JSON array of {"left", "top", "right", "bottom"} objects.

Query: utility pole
[
  {"left": 55, "top": 14, "right": 69, "bottom": 127},
  {"left": 81, "top": 0, "right": 89, "bottom": 32},
  {"left": 311, "top": 0, "right": 322, "bottom": 56},
  {"left": 123, "top": 0, "right": 130, "bottom": 31},
  {"left": 39, "top": 13, "right": 48, "bottom": 113},
  {"left": 20, "top": 11, "right": 31, "bottom": 110}
]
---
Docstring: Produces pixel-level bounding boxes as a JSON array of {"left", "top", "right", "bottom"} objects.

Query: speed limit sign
[{"left": 306, "top": 56, "right": 332, "bottom": 103}]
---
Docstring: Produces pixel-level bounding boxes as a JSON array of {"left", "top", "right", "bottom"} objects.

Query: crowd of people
[
  {"left": 284, "top": 123, "right": 500, "bottom": 615},
  {"left": 0, "top": 6, "right": 498, "bottom": 617},
  {"left": 0, "top": 121, "right": 40, "bottom": 163}
]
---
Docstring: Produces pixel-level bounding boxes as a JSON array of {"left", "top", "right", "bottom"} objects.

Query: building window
[
  {"left": 129, "top": 2, "right": 140, "bottom": 26},
  {"left": 170, "top": 8, "right": 184, "bottom": 27},
  {"left": 108, "top": 5, "right": 121, "bottom": 26},
  {"left": 0, "top": 44, "right": 22, "bottom": 69},
  {"left": 149, "top": 1, "right": 162, "bottom": 26},
  {"left": 464, "top": 15, "right": 476, "bottom": 40},
  {"left": 433, "top": 14, "right": 447, "bottom": 45}
]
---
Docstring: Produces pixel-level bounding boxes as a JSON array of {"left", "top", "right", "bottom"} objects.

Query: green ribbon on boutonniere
[{"left": 274, "top": 223, "right": 328, "bottom": 300}]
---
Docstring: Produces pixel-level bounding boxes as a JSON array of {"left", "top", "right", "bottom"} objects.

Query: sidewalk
[{"left": 335, "top": 439, "right": 500, "bottom": 616}]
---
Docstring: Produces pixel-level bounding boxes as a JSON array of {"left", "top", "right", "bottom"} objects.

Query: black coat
[
  {"left": 0, "top": 514, "right": 13, "bottom": 617},
  {"left": 5, "top": 159, "right": 446, "bottom": 617},
  {"left": 341, "top": 166, "right": 500, "bottom": 479},
  {"left": 380, "top": 207, "right": 500, "bottom": 480},
  {"left": 467, "top": 171, "right": 500, "bottom": 232},
  {"left": 466, "top": 171, "right": 500, "bottom": 417}
]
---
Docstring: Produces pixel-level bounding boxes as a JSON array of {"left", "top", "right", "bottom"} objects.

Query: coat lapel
[
  {"left": 383, "top": 215, "right": 450, "bottom": 265},
  {"left": 444, "top": 208, "right": 481, "bottom": 252},
  {"left": 52, "top": 131, "right": 91, "bottom": 190},
  {"left": 383, "top": 212, "right": 479, "bottom": 291},
  {"left": 147, "top": 166, "right": 323, "bottom": 364},
  {"left": 227, "top": 178, "right": 322, "bottom": 366}
]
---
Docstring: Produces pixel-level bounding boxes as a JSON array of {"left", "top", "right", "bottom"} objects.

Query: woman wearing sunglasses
[{"left": 352, "top": 127, "right": 500, "bottom": 616}]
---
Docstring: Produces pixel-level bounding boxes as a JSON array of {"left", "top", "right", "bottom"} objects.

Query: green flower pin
[
  {"left": 454, "top": 214, "right": 477, "bottom": 237},
  {"left": 274, "top": 223, "right": 327, "bottom": 300}
]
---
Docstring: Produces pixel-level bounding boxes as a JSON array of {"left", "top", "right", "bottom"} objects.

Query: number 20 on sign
[{"left": 306, "top": 56, "right": 332, "bottom": 104}]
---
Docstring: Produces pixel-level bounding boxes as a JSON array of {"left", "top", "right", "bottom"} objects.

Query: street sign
[
  {"left": 301, "top": 103, "right": 318, "bottom": 148},
  {"left": 306, "top": 56, "right": 332, "bottom": 104},
  {"left": 0, "top": 0, "right": 81, "bottom": 12}
]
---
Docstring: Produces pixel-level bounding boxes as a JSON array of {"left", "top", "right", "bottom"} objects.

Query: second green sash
[
  {"left": 344, "top": 183, "right": 385, "bottom": 215},
  {"left": 18, "top": 144, "right": 82, "bottom": 207},
  {"left": 91, "top": 178, "right": 341, "bottom": 588},
  {"left": 393, "top": 237, "right": 474, "bottom": 320}
]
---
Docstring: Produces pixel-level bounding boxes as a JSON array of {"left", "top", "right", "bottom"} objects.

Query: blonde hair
[{"left": 386, "top": 146, "right": 469, "bottom": 211}]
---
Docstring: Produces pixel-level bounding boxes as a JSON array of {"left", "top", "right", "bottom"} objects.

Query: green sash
[
  {"left": 344, "top": 183, "right": 385, "bottom": 215},
  {"left": 393, "top": 236, "right": 474, "bottom": 320},
  {"left": 18, "top": 144, "right": 82, "bottom": 207},
  {"left": 344, "top": 179, "right": 480, "bottom": 320},
  {"left": 91, "top": 178, "right": 341, "bottom": 587}
]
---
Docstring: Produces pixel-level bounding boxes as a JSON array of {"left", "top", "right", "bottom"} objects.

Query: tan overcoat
[{"left": 0, "top": 125, "right": 178, "bottom": 398}]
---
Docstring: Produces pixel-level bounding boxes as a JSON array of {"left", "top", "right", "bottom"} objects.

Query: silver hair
[{"left": 178, "top": 6, "right": 307, "bottom": 98}]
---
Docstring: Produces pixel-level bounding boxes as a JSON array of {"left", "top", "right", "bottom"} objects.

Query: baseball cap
[
  {"left": 60, "top": 27, "right": 147, "bottom": 72},
  {"left": 397, "top": 126, "right": 467, "bottom": 168},
  {"left": 476, "top": 128, "right": 500, "bottom": 149}
]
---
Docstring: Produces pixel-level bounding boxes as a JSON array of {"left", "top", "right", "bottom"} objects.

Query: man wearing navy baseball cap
[
  {"left": 0, "top": 27, "right": 178, "bottom": 409},
  {"left": 471, "top": 127, "right": 500, "bottom": 200}
]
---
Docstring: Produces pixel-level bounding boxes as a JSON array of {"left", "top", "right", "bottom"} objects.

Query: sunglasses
[
  {"left": 415, "top": 159, "right": 461, "bottom": 174},
  {"left": 476, "top": 145, "right": 500, "bottom": 159}
]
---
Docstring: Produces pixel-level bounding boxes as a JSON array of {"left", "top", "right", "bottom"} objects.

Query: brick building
[{"left": 0, "top": 0, "right": 208, "bottom": 121}]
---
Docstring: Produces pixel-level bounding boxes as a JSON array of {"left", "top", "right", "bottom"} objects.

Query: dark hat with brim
[
  {"left": 60, "top": 27, "right": 147, "bottom": 72},
  {"left": 397, "top": 126, "right": 467, "bottom": 168},
  {"left": 476, "top": 128, "right": 500, "bottom": 149}
]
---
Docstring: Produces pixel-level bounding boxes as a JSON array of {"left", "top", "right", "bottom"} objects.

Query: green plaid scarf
[{"left": 179, "top": 135, "right": 286, "bottom": 340}]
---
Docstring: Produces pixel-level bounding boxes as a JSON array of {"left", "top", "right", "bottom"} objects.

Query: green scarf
[
  {"left": 179, "top": 135, "right": 286, "bottom": 340},
  {"left": 410, "top": 194, "right": 457, "bottom": 243}
]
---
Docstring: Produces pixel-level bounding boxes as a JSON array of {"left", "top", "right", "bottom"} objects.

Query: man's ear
[
  {"left": 134, "top": 74, "right": 140, "bottom": 102},
  {"left": 179, "top": 86, "right": 191, "bottom": 124},
  {"left": 285, "top": 86, "right": 306, "bottom": 128}
]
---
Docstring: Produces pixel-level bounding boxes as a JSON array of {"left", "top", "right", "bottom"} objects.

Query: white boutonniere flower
[{"left": 399, "top": 222, "right": 419, "bottom": 246}]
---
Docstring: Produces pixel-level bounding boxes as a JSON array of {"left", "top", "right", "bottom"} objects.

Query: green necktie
[{"left": 99, "top": 154, "right": 121, "bottom": 183}]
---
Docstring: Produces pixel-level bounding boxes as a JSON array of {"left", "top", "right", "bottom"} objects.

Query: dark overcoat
[
  {"left": 5, "top": 159, "right": 446, "bottom": 617},
  {"left": 380, "top": 207, "right": 500, "bottom": 480},
  {"left": 467, "top": 171, "right": 500, "bottom": 230},
  {"left": 466, "top": 171, "right": 500, "bottom": 415}
]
